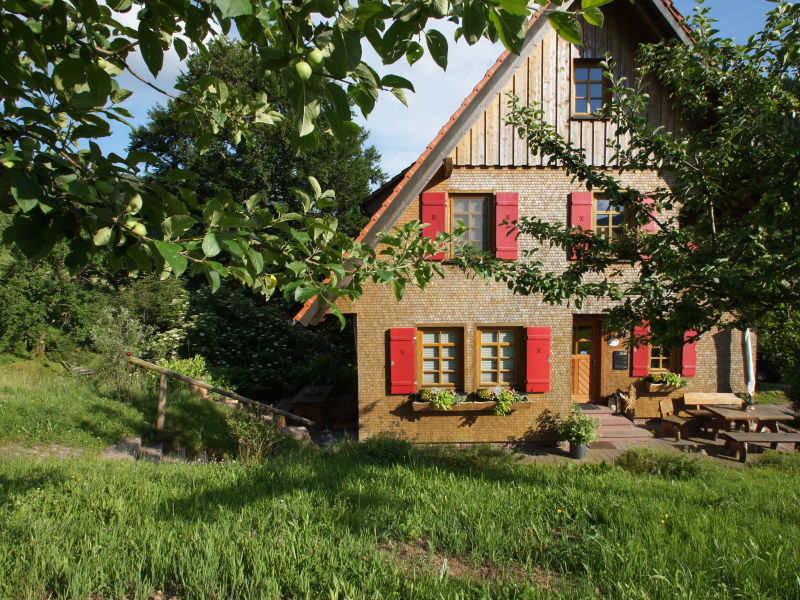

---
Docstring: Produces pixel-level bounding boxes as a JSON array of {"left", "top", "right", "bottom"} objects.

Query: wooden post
[{"left": 156, "top": 373, "right": 168, "bottom": 432}]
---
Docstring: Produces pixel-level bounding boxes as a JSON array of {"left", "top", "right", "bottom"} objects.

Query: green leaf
[
  {"left": 390, "top": 88, "right": 408, "bottom": 106},
  {"left": 406, "top": 41, "right": 424, "bottom": 65},
  {"left": 202, "top": 232, "right": 221, "bottom": 257},
  {"left": 328, "top": 25, "right": 362, "bottom": 78},
  {"left": 10, "top": 172, "right": 40, "bottom": 212},
  {"left": 582, "top": 0, "right": 615, "bottom": 8},
  {"left": 93, "top": 227, "right": 114, "bottom": 246},
  {"left": 206, "top": 268, "right": 221, "bottom": 293},
  {"left": 547, "top": 11, "right": 583, "bottom": 46},
  {"left": 425, "top": 29, "right": 448, "bottom": 70},
  {"left": 381, "top": 74, "right": 415, "bottom": 92},
  {"left": 214, "top": 0, "right": 253, "bottom": 19},
  {"left": 498, "top": 0, "right": 529, "bottom": 16},
  {"left": 462, "top": 1, "right": 486, "bottom": 44},
  {"left": 173, "top": 37, "right": 188, "bottom": 60},
  {"left": 138, "top": 25, "right": 164, "bottom": 77},
  {"left": 488, "top": 8, "right": 527, "bottom": 54},
  {"left": 583, "top": 6, "right": 604, "bottom": 27},
  {"left": 52, "top": 58, "right": 85, "bottom": 92},
  {"left": 154, "top": 241, "right": 188, "bottom": 276},
  {"left": 325, "top": 82, "right": 351, "bottom": 120},
  {"left": 290, "top": 228, "right": 311, "bottom": 243}
]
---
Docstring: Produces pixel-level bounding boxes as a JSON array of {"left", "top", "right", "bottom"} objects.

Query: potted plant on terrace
[
  {"left": 558, "top": 405, "right": 600, "bottom": 459},
  {"left": 648, "top": 372, "right": 688, "bottom": 393}
]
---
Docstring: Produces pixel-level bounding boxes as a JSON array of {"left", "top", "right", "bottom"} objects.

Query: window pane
[
  {"left": 470, "top": 213, "right": 484, "bottom": 229},
  {"left": 469, "top": 198, "right": 485, "bottom": 212},
  {"left": 590, "top": 83, "right": 603, "bottom": 98},
  {"left": 482, "top": 345, "right": 497, "bottom": 358},
  {"left": 502, "top": 346, "right": 516, "bottom": 359},
  {"left": 440, "top": 331, "right": 458, "bottom": 344},
  {"left": 481, "top": 371, "right": 495, "bottom": 384},
  {"left": 499, "top": 330, "right": 515, "bottom": 343},
  {"left": 501, "top": 359, "right": 515, "bottom": 371},
  {"left": 423, "top": 359, "right": 437, "bottom": 371},
  {"left": 596, "top": 198, "right": 610, "bottom": 212},
  {"left": 612, "top": 213, "right": 625, "bottom": 226},
  {"left": 453, "top": 198, "right": 468, "bottom": 213},
  {"left": 481, "top": 359, "right": 497, "bottom": 371},
  {"left": 576, "top": 68, "right": 588, "bottom": 80},
  {"left": 590, "top": 99, "right": 603, "bottom": 113},
  {"left": 424, "top": 372, "right": 437, "bottom": 384},
  {"left": 481, "top": 331, "right": 497, "bottom": 344},
  {"left": 596, "top": 214, "right": 609, "bottom": 227},
  {"left": 423, "top": 332, "right": 437, "bottom": 344},
  {"left": 577, "top": 99, "right": 588, "bottom": 113},
  {"left": 442, "top": 359, "right": 457, "bottom": 372},
  {"left": 577, "top": 341, "right": 592, "bottom": 354},
  {"left": 501, "top": 371, "right": 516, "bottom": 384},
  {"left": 575, "top": 83, "right": 587, "bottom": 98},
  {"left": 651, "top": 358, "right": 659, "bottom": 369},
  {"left": 423, "top": 346, "right": 438, "bottom": 358},
  {"left": 442, "top": 371, "right": 457, "bottom": 384},
  {"left": 441, "top": 345, "right": 456, "bottom": 358},
  {"left": 590, "top": 68, "right": 603, "bottom": 80}
]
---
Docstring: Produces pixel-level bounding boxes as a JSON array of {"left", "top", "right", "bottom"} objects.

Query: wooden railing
[{"left": 127, "top": 355, "right": 315, "bottom": 430}]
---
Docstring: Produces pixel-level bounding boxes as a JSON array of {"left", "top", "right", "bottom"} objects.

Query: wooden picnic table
[{"left": 707, "top": 404, "right": 794, "bottom": 440}]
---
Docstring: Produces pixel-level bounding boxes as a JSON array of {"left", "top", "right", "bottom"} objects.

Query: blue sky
[{"left": 101, "top": 1, "right": 775, "bottom": 178}]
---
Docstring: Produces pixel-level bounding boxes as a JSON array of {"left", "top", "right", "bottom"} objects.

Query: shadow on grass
[
  {"left": 0, "top": 464, "right": 67, "bottom": 497},
  {"left": 152, "top": 439, "right": 558, "bottom": 532}
]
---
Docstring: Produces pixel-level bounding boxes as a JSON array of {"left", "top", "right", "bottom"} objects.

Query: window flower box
[
  {"left": 412, "top": 387, "right": 529, "bottom": 415},
  {"left": 412, "top": 400, "right": 496, "bottom": 413}
]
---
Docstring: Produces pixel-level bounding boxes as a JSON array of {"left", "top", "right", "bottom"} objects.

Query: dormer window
[
  {"left": 452, "top": 195, "right": 490, "bottom": 253},
  {"left": 573, "top": 59, "right": 607, "bottom": 117}
]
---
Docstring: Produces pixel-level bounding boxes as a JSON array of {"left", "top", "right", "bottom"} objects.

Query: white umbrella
[{"left": 744, "top": 328, "right": 755, "bottom": 403}]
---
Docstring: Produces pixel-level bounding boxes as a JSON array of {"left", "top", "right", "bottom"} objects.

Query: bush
[
  {"left": 617, "top": 448, "right": 705, "bottom": 480},
  {"left": 90, "top": 307, "right": 153, "bottom": 398},
  {"left": 225, "top": 408, "right": 285, "bottom": 461},
  {"left": 152, "top": 355, "right": 234, "bottom": 395},
  {"left": 750, "top": 450, "right": 800, "bottom": 472}
]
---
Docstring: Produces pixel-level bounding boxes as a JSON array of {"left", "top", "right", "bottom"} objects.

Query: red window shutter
[
  {"left": 568, "top": 192, "right": 593, "bottom": 260},
  {"left": 641, "top": 197, "right": 658, "bottom": 233},
  {"left": 525, "top": 327, "right": 550, "bottom": 393},
  {"left": 681, "top": 330, "right": 698, "bottom": 376},
  {"left": 494, "top": 192, "right": 518, "bottom": 260},
  {"left": 389, "top": 328, "right": 416, "bottom": 394},
  {"left": 631, "top": 323, "right": 650, "bottom": 377},
  {"left": 421, "top": 192, "right": 446, "bottom": 260}
]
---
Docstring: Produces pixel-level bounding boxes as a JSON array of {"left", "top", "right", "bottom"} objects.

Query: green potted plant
[
  {"left": 558, "top": 405, "right": 601, "bottom": 459},
  {"left": 477, "top": 387, "right": 528, "bottom": 415},
  {"left": 649, "top": 372, "right": 688, "bottom": 393},
  {"left": 414, "top": 388, "right": 465, "bottom": 411}
]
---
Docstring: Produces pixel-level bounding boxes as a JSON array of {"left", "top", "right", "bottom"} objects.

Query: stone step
[
  {"left": 137, "top": 443, "right": 163, "bottom": 462},
  {"left": 577, "top": 403, "right": 614, "bottom": 415},
  {"left": 595, "top": 415, "right": 635, "bottom": 427},
  {"left": 100, "top": 436, "right": 141, "bottom": 461}
]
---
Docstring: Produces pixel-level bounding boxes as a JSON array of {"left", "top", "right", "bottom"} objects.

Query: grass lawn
[
  {"left": 754, "top": 382, "right": 794, "bottom": 405},
  {"left": 1, "top": 358, "right": 800, "bottom": 599}
]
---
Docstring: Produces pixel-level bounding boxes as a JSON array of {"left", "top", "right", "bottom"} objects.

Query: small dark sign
[{"left": 612, "top": 351, "right": 629, "bottom": 371}]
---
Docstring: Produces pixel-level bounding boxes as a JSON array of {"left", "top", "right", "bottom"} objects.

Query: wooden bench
[
  {"left": 677, "top": 393, "right": 745, "bottom": 433},
  {"left": 659, "top": 399, "right": 691, "bottom": 441},
  {"left": 720, "top": 431, "right": 800, "bottom": 463}
]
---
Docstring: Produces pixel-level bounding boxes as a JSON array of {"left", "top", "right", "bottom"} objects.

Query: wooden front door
[{"left": 572, "top": 317, "right": 601, "bottom": 402}]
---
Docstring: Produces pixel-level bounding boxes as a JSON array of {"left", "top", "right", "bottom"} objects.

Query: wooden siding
[{"left": 451, "top": 18, "right": 676, "bottom": 168}]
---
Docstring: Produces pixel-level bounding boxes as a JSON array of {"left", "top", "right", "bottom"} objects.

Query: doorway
[{"left": 571, "top": 316, "right": 602, "bottom": 402}]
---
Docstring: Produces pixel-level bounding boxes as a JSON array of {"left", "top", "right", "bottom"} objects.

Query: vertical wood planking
[
  {"left": 485, "top": 94, "right": 498, "bottom": 165},
  {"left": 540, "top": 31, "right": 556, "bottom": 166},
  {"left": 568, "top": 39, "right": 582, "bottom": 158},
  {"left": 513, "top": 60, "right": 529, "bottom": 166},
  {"left": 528, "top": 46, "right": 542, "bottom": 166},
  {"left": 555, "top": 34, "right": 571, "bottom": 168},
  {"left": 499, "top": 77, "right": 514, "bottom": 165}
]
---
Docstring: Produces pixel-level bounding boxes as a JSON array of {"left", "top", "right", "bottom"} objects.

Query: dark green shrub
[
  {"left": 226, "top": 408, "right": 285, "bottom": 461},
  {"left": 617, "top": 448, "right": 705, "bottom": 480}
]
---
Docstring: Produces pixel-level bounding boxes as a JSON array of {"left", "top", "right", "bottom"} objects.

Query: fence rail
[{"left": 127, "top": 355, "right": 315, "bottom": 430}]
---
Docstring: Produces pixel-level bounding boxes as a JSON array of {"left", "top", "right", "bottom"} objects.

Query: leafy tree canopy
[
  {"left": 129, "top": 39, "right": 385, "bottom": 237},
  {"left": 0, "top": 0, "right": 607, "bottom": 321},
  {"left": 500, "top": 1, "right": 800, "bottom": 347}
]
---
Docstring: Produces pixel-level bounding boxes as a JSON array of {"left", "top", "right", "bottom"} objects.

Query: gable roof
[{"left": 295, "top": 0, "right": 690, "bottom": 326}]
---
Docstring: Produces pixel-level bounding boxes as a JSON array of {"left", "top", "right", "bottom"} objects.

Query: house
[{"left": 294, "top": 0, "right": 755, "bottom": 443}]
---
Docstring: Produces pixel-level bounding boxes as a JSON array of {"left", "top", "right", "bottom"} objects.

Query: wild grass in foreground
[{"left": 1, "top": 440, "right": 800, "bottom": 600}]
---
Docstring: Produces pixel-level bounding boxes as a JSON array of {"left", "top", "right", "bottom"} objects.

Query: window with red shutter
[
  {"left": 494, "top": 193, "right": 518, "bottom": 260},
  {"left": 631, "top": 323, "right": 650, "bottom": 377},
  {"left": 568, "top": 192, "right": 593, "bottom": 260},
  {"left": 525, "top": 327, "right": 551, "bottom": 393},
  {"left": 389, "top": 328, "right": 416, "bottom": 394},
  {"left": 421, "top": 192, "right": 446, "bottom": 260},
  {"left": 681, "top": 330, "right": 698, "bottom": 376}
]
